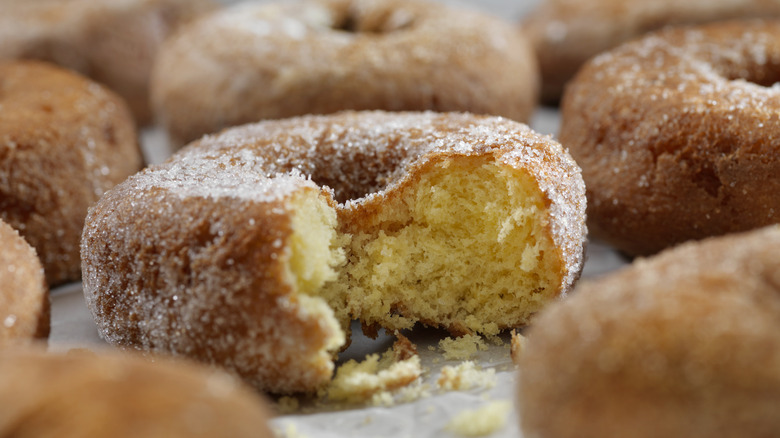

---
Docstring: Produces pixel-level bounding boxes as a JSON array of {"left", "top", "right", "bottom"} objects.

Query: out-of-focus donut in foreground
[
  {"left": 518, "top": 225, "right": 780, "bottom": 438},
  {"left": 151, "top": 0, "right": 540, "bottom": 147},
  {"left": 0, "top": 348, "right": 274, "bottom": 438}
]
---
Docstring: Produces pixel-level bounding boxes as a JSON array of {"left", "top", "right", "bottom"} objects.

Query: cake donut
[
  {"left": 0, "top": 60, "right": 143, "bottom": 285},
  {"left": 522, "top": 0, "right": 780, "bottom": 102},
  {"left": 559, "top": 20, "right": 780, "bottom": 256},
  {"left": 0, "top": 348, "right": 274, "bottom": 437},
  {"left": 81, "top": 111, "right": 587, "bottom": 393},
  {"left": 0, "top": 0, "right": 217, "bottom": 123},
  {"left": 150, "top": 0, "right": 539, "bottom": 147},
  {"left": 0, "top": 220, "right": 49, "bottom": 347},
  {"left": 518, "top": 225, "right": 780, "bottom": 438}
]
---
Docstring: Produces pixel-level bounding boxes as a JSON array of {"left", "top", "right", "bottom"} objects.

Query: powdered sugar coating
[
  {"left": 561, "top": 20, "right": 780, "bottom": 256},
  {"left": 82, "top": 111, "right": 586, "bottom": 393}
]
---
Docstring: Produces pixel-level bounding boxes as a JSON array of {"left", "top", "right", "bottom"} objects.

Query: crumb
[
  {"left": 485, "top": 333, "right": 504, "bottom": 346},
  {"left": 392, "top": 331, "right": 418, "bottom": 361},
  {"left": 324, "top": 351, "right": 422, "bottom": 403},
  {"left": 428, "top": 345, "right": 437, "bottom": 352},
  {"left": 275, "top": 396, "right": 300, "bottom": 414},
  {"left": 396, "top": 383, "right": 431, "bottom": 403},
  {"left": 273, "top": 422, "right": 307, "bottom": 438},
  {"left": 444, "top": 400, "right": 512, "bottom": 437},
  {"left": 510, "top": 330, "right": 527, "bottom": 366},
  {"left": 436, "top": 361, "right": 496, "bottom": 391},
  {"left": 439, "top": 334, "right": 488, "bottom": 360}
]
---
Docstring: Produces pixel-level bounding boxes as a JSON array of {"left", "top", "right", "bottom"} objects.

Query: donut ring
[
  {"left": 81, "top": 111, "right": 587, "bottom": 393},
  {"left": 151, "top": 0, "right": 539, "bottom": 147},
  {"left": 0, "top": 348, "right": 274, "bottom": 437},
  {"left": 0, "top": 0, "right": 216, "bottom": 123},
  {"left": 0, "top": 220, "right": 48, "bottom": 347},
  {"left": 0, "top": 61, "right": 142, "bottom": 285},
  {"left": 559, "top": 20, "right": 780, "bottom": 256},
  {"left": 518, "top": 225, "right": 780, "bottom": 438},
  {"left": 522, "top": 0, "right": 780, "bottom": 102}
]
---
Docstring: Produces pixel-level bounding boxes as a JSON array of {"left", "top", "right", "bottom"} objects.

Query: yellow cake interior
[{"left": 285, "top": 155, "right": 563, "bottom": 344}]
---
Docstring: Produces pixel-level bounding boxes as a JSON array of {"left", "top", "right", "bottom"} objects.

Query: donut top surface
[
  {"left": 0, "top": 220, "right": 48, "bottom": 346},
  {"left": 151, "top": 0, "right": 539, "bottom": 145},
  {"left": 155, "top": 111, "right": 585, "bottom": 287}
]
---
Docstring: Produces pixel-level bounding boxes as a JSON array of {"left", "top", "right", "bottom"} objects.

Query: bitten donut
[
  {"left": 518, "top": 225, "right": 780, "bottom": 438},
  {"left": 151, "top": 0, "right": 539, "bottom": 147},
  {"left": 0, "top": 61, "right": 143, "bottom": 285},
  {"left": 559, "top": 20, "right": 780, "bottom": 256},
  {"left": 522, "top": 0, "right": 780, "bottom": 102},
  {"left": 0, "top": 0, "right": 217, "bottom": 123},
  {"left": 0, "top": 220, "right": 48, "bottom": 347},
  {"left": 0, "top": 348, "right": 274, "bottom": 437},
  {"left": 82, "top": 111, "right": 587, "bottom": 393}
]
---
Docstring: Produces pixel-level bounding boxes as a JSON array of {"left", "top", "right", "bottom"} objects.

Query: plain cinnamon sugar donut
[
  {"left": 0, "top": 348, "right": 274, "bottom": 437},
  {"left": 0, "top": 60, "right": 143, "bottom": 285},
  {"left": 522, "top": 0, "right": 780, "bottom": 102},
  {"left": 0, "top": 220, "right": 49, "bottom": 347},
  {"left": 81, "top": 111, "right": 587, "bottom": 393},
  {"left": 518, "top": 225, "right": 780, "bottom": 438},
  {"left": 559, "top": 20, "right": 780, "bottom": 256},
  {"left": 0, "top": 0, "right": 217, "bottom": 123},
  {"left": 151, "top": 0, "right": 539, "bottom": 147}
]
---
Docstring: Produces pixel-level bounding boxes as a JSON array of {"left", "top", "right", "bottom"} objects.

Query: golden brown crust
[
  {"left": 518, "top": 225, "right": 780, "bottom": 438},
  {"left": 0, "top": 220, "right": 49, "bottom": 347},
  {"left": 0, "top": 0, "right": 217, "bottom": 123},
  {"left": 0, "top": 348, "right": 274, "bottom": 437},
  {"left": 82, "top": 111, "right": 586, "bottom": 393},
  {"left": 0, "top": 60, "right": 142, "bottom": 285},
  {"left": 522, "top": 0, "right": 780, "bottom": 103},
  {"left": 559, "top": 20, "right": 780, "bottom": 256},
  {"left": 151, "top": 0, "right": 539, "bottom": 147}
]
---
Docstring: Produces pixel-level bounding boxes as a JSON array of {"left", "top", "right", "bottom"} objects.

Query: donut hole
[
  {"left": 331, "top": 7, "right": 414, "bottom": 34},
  {"left": 319, "top": 156, "right": 563, "bottom": 336}
]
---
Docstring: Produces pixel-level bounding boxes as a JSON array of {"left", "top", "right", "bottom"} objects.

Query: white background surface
[{"left": 49, "top": 1, "right": 631, "bottom": 437}]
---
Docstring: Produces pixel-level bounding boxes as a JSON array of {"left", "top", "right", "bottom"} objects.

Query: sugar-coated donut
[
  {"left": 518, "top": 225, "right": 780, "bottom": 438},
  {"left": 81, "top": 111, "right": 587, "bottom": 393},
  {"left": 522, "top": 0, "right": 780, "bottom": 102},
  {"left": 0, "top": 61, "right": 143, "bottom": 285},
  {"left": 0, "top": 348, "right": 274, "bottom": 437},
  {"left": 559, "top": 20, "right": 780, "bottom": 256},
  {"left": 0, "top": 220, "right": 48, "bottom": 347},
  {"left": 151, "top": 0, "right": 539, "bottom": 147},
  {"left": 0, "top": 0, "right": 217, "bottom": 123}
]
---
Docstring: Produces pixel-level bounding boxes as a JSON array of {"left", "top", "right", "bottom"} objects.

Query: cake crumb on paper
[
  {"left": 445, "top": 400, "right": 512, "bottom": 437},
  {"left": 436, "top": 361, "right": 496, "bottom": 391},
  {"left": 510, "top": 330, "right": 527, "bottom": 366},
  {"left": 438, "top": 334, "right": 489, "bottom": 360},
  {"left": 324, "top": 348, "right": 422, "bottom": 404}
]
